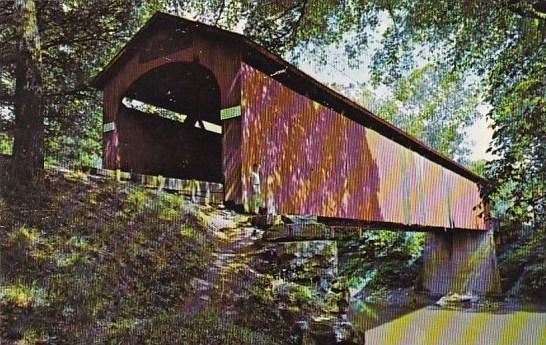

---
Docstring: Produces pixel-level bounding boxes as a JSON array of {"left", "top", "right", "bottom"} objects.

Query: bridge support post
[{"left": 422, "top": 226, "right": 501, "bottom": 296}]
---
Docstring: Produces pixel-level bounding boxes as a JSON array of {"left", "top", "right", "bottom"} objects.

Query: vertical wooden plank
[{"left": 223, "top": 117, "right": 242, "bottom": 203}]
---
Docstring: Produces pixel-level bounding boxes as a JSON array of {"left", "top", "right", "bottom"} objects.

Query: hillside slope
[{"left": 0, "top": 169, "right": 298, "bottom": 344}]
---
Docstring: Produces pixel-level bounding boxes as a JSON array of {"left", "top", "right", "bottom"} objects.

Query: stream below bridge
[{"left": 350, "top": 299, "right": 546, "bottom": 345}]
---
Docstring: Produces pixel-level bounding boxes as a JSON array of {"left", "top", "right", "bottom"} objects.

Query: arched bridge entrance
[{"left": 117, "top": 62, "right": 223, "bottom": 182}]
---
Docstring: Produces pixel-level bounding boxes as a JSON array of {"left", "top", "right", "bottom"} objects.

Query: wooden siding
[
  {"left": 223, "top": 117, "right": 243, "bottom": 203},
  {"left": 240, "top": 63, "right": 487, "bottom": 230}
]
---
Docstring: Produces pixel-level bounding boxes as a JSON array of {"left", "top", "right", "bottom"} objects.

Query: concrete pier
[{"left": 422, "top": 228, "right": 501, "bottom": 296}]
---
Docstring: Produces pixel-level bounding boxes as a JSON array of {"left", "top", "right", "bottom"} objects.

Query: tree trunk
[{"left": 11, "top": 0, "right": 44, "bottom": 184}]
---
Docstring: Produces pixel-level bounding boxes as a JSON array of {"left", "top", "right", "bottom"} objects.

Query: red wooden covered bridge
[{"left": 93, "top": 12, "right": 500, "bottom": 295}]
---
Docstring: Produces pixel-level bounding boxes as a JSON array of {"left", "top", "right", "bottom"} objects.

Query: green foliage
[
  {"left": 63, "top": 169, "right": 88, "bottom": 182},
  {"left": 341, "top": 231, "right": 424, "bottom": 290},
  {"left": 1, "top": 226, "right": 54, "bottom": 277},
  {"left": 120, "top": 188, "right": 149, "bottom": 215},
  {"left": 18, "top": 328, "right": 50, "bottom": 345},
  {"left": 0, "top": 283, "right": 50, "bottom": 340},
  {"left": 143, "top": 306, "right": 285, "bottom": 345},
  {"left": 292, "top": 284, "right": 316, "bottom": 306},
  {"left": 521, "top": 262, "right": 546, "bottom": 298},
  {"left": 154, "top": 0, "right": 382, "bottom": 63},
  {"left": 1, "top": 0, "right": 155, "bottom": 166},
  {"left": 0, "top": 284, "right": 47, "bottom": 309},
  {"left": 467, "top": 159, "right": 487, "bottom": 176},
  {"left": 0, "top": 133, "right": 13, "bottom": 155},
  {"left": 180, "top": 224, "right": 199, "bottom": 238},
  {"left": 361, "top": 63, "right": 480, "bottom": 162},
  {"left": 485, "top": 74, "right": 545, "bottom": 222},
  {"left": 45, "top": 99, "right": 103, "bottom": 167}
]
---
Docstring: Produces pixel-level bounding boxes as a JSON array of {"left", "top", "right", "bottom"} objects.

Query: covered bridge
[{"left": 93, "top": 13, "right": 500, "bottom": 295}]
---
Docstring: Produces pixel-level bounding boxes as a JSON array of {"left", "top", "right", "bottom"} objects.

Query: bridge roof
[{"left": 92, "top": 12, "right": 486, "bottom": 185}]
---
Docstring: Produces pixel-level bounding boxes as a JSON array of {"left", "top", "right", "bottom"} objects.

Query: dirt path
[{"left": 180, "top": 205, "right": 258, "bottom": 317}]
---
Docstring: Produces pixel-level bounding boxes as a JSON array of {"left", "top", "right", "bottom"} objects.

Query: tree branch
[
  {"left": 288, "top": 0, "right": 308, "bottom": 42},
  {"left": 214, "top": 0, "right": 226, "bottom": 26},
  {"left": 0, "top": 49, "right": 17, "bottom": 66},
  {"left": 43, "top": 84, "right": 98, "bottom": 100},
  {"left": 42, "top": 29, "right": 119, "bottom": 50},
  {"left": 273, "top": 0, "right": 309, "bottom": 43},
  {"left": 507, "top": 1, "right": 546, "bottom": 20}
]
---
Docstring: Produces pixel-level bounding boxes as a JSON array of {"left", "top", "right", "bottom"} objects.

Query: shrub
[{"left": 293, "top": 285, "right": 316, "bottom": 305}]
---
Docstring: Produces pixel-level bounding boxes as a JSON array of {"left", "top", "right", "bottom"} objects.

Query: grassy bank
[{"left": 0, "top": 170, "right": 296, "bottom": 344}]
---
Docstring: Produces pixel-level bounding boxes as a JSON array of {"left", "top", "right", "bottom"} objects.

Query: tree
[
  {"left": 330, "top": 63, "right": 481, "bottom": 163},
  {"left": 1, "top": 0, "right": 157, "bottom": 183},
  {"left": 156, "top": 0, "right": 382, "bottom": 61},
  {"left": 365, "top": 64, "right": 481, "bottom": 163},
  {"left": 7, "top": 0, "right": 43, "bottom": 184}
]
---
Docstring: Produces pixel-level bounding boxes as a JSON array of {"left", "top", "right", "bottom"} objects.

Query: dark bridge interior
[
  {"left": 125, "top": 62, "right": 222, "bottom": 126},
  {"left": 118, "top": 62, "right": 223, "bottom": 182}
]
